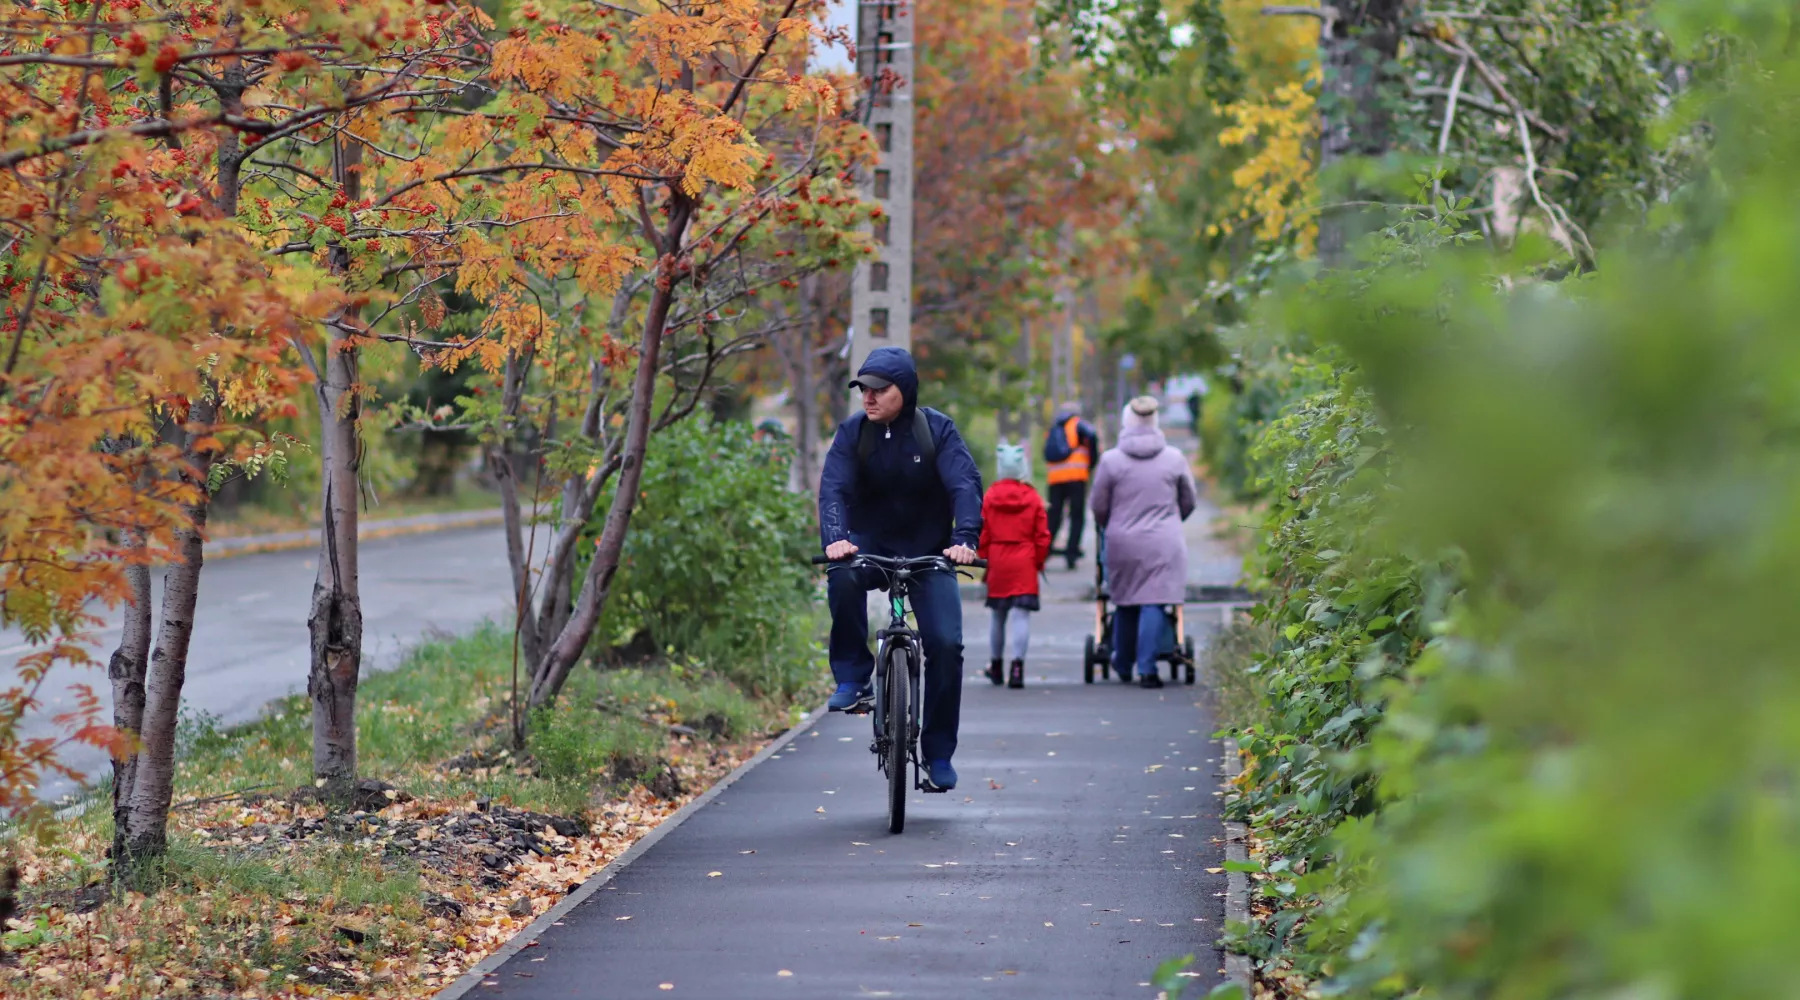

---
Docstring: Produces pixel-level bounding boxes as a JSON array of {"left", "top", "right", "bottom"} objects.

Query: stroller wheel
[
  {"left": 1184, "top": 637, "right": 1198, "bottom": 684},
  {"left": 1083, "top": 636, "right": 1096, "bottom": 684}
]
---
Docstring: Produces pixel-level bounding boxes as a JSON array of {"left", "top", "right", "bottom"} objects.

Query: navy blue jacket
[{"left": 819, "top": 347, "right": 984, "bottom": 557}]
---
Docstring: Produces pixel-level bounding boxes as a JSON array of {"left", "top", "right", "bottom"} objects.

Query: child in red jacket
[{"left": 978, "top": 442, "right": 1051, "bottom": 689}]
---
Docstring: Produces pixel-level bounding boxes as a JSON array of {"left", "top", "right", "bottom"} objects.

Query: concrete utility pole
[{"left": 849, "top": 0, "right": 915, "bottom": 377}]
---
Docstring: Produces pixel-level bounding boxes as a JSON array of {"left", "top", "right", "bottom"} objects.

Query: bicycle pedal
[
  {"left": 919, "top": 781, "right": 950, "bottom": 794},
  {"left": 842, "top": 699, "right": 873, "bottom": 716}
]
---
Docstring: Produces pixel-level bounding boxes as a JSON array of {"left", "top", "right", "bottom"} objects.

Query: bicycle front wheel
[{"left": 884, "top": 645, "right": 910, "bottom": 834}]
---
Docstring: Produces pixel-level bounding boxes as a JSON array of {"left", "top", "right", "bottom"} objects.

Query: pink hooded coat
[{"left": 1090, "top": 420, "right": 1198, "bottom": 606}]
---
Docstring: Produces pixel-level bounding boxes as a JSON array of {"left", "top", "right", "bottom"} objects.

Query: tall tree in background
[{"left": 910, "top": 0, "right": 1133, "bottom": 417}]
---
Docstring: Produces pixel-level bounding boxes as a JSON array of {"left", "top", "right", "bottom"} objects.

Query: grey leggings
[{"left": 988, "top": 608, "right": 1032, "bottom": 662}]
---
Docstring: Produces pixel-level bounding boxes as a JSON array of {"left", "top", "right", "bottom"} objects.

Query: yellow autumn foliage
[{"left": 1211, "top": 0, "right": 1320, "bottom": 254}]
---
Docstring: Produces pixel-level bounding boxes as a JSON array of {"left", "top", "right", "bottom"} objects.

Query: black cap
[{"left": 849, "top": 372, "right": 894, "bottom": 391}]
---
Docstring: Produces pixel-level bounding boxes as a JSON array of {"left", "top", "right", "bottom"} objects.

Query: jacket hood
[
  {"left": 1119, "top": 424, "right": 1167, "bottom": 459},
  {"left": 858, "top": 346, "right": 920, "bottom": 413},
  {"left": 986, "top": 477, "right": 1040, "bottom": 512}
]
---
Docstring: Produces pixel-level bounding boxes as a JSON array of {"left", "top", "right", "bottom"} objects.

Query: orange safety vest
[{"left": 1046, "top": 416, "right": 1092, "bottom": 485}]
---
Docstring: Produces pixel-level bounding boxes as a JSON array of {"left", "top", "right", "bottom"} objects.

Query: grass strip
[{"left": 2, "top": 623, "right": 821, "bottom": 998}]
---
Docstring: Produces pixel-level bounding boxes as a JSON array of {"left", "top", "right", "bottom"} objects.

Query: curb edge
[
  {"left": 433, "top": 702, "right": 831, "bottom": 999},
  {"left": 210, "top": 509, "right": 506, "bottom": 561},
  {"left": 1222, "top": 737, "right": 1253, "bottom": 998}
]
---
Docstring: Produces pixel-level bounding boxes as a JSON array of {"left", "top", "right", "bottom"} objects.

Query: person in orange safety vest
[{"left": 1042, "top": 402, "right": 1100, "bottom": 571}]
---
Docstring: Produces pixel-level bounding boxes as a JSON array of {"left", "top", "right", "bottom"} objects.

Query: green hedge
[{"left": 1220, "top": 23, "right": 1800, "bottom": 997}]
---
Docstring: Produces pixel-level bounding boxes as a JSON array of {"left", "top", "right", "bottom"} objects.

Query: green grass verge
[
  {"left": 161, "top": 622, "right": 801, "bottom": 817},
  {"left": 6, "top": 622, "right": 825, "bottom": 998},
  {"left": 1201, "top": 618, "right": 1274, "bottom": 732},
  {"left": 34, "top": 621, "right": 818, "bottom": 895}
]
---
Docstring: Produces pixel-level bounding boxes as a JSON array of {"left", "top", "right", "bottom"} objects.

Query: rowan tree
[
  {"left": 0, "top": 0, "right": 328, "bottom": 838},
  {"left": 369, "top": 0, "right": 877, "bottom": 724}
]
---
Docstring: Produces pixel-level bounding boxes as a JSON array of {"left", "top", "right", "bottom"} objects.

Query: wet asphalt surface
[
  {"left": 2, "top": 525, "right": 513, "bottom": 801},
  {"left": 476, "top": 556, "right": 1231, "bottom": 1000}
]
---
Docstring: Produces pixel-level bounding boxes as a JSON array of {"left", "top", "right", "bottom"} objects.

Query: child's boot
[
  {"left": 1008, "top": 659, "right": 1025, "bottom": 689},
  {"left": 987, "top": 658, "right": 1005, "bottom": 685}
]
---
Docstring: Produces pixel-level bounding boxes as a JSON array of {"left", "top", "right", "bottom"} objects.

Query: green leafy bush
[
  {"left": 1222, "top": 350, "right": 1437, "bottom": 988},
  {"left": 581, "top": 418, "right": 823, "bottom": 699},
  {"left": 1222, "top": 16, "right": 1800, "bottom": 999}
]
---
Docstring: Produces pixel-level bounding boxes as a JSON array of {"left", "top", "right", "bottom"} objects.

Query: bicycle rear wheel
[{"left": 884, "top": 645, "right": 910, "bottom": 834}]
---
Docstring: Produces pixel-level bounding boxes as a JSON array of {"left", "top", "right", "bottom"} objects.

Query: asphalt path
[
  {"left": 2, "top": 525, "right": 514, "bottom": 801},
  {"left": 471, "top": 493, "right": 1236, "bottom": 999}
]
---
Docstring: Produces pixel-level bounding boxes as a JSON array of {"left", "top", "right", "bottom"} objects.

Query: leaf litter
[{"left": 1, "top": 734, "right": 766, "bottom": 998}]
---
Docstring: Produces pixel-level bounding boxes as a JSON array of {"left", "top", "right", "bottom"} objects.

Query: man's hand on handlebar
[
  {"left": 943, "top": 544, "right": 977, "bottom": 566},
  {"left": 825, "top": 539, "right": 859, "bottom": 561}
]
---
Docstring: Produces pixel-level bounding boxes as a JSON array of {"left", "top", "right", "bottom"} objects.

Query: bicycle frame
[
  {"left": 872, "top": 589, "right": 923, "bottom": 783},
  {"left": 812, "top": 551, "right": 985, "bottom": 829}
]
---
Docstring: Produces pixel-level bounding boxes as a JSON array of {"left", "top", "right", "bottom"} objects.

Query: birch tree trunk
[
  {"left": 491, "top": 346, "right": 543, "bottom": 671},
  {"left": 527, "top": 195, "right": 694, "bottom": 708},
  {"left": 111, "top": 53, "right": 252, "bottom": 877},
  {"left": 793, "top": 335, "right": 819, "bottom": 494},
  {"left": 107, "top": 547, "right": 151, "bottom": 869},
  {"left": 119, "top": 399, "right": 220, "bottom": 876},
  {"left": 309, "top": 135, "right": 365, "bottom": 806}
]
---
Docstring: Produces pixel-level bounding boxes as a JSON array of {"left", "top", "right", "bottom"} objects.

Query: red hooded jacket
[{"left": 977, "top": 479, "right": 1051, "bottom": 598}]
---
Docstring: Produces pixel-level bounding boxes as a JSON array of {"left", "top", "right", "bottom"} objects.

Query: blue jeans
[
  {"left": 1111, "top": 604, "right": 1167, "bottom": 680},
  {"left": 827, "top": 565, "right": 964, "bottom": 762}
]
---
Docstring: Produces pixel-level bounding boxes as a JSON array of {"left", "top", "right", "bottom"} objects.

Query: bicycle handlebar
[{"left": 811, "top": 552, "right": 988, "bottom": 570}]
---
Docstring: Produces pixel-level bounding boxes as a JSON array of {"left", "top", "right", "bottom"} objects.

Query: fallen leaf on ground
[
  {"left": 707, "top": 871, "right": 722, "bottom": 877},
  {"left": 617, "top": 916, "right": 633, "bottom": 921},
  {"left": 1205, "top": 867, "right": 1223, "bottom": 873},
  {"left": 778, "top": 970, "right": 793, "bottom": 977}
]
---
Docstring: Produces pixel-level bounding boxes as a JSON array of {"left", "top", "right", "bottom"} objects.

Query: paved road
[
  {"left": 472, "top": 484, "right": 1238, "bottom": 999},
  {"left": 2, "top": 525, "right": 513, "bottom": 801}
]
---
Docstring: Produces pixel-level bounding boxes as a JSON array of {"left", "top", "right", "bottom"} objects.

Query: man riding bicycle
[{"left": 819, "top": 346, "right": 983, "bottom": 792}]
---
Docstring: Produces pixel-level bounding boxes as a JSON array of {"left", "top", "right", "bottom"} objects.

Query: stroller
[{"left": 1082, "top": 529, "right": 1197, "bottom": 685}]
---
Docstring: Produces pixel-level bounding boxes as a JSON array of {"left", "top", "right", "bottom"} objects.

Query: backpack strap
[
  {"left": 856, "top": 409, "right": 939, "bottom": 469},
  {"left": 914, "top": 407, "right": 938, "bottom": 468}
]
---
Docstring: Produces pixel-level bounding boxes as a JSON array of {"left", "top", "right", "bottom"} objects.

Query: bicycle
[{"left": 812, "top": 552, "right": 986, "bottom": 834}]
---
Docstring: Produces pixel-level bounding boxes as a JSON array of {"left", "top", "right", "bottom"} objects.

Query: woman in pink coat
[{"left": 1089, "top": 396, "right": 1198, "bottom": 688}]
